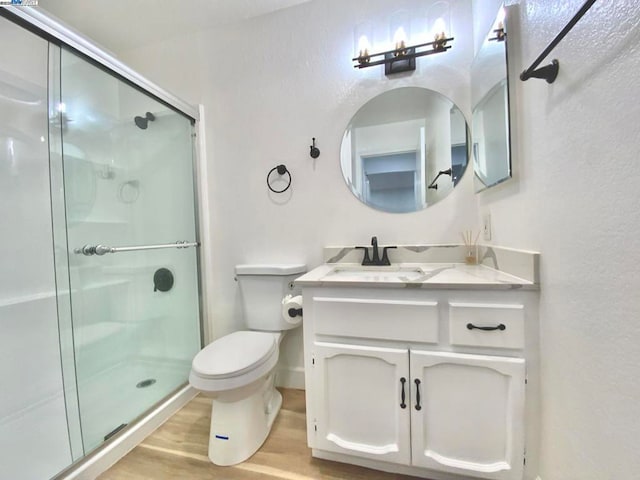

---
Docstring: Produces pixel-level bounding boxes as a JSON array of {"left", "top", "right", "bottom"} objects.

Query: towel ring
[{"left": 267, "top": 164, "right": 291, "bottom": 193}]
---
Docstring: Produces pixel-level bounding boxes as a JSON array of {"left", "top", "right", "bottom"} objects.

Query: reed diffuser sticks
[{"left": 461, "top": 230, "right": 480, "bottom": 265}]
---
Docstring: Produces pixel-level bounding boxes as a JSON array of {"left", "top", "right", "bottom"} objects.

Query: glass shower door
[
  {"left": 57, "top": 48, "right": 201, "bottom": 452},
  {"left": 0, "top": 16, "right": 74, "bottom": 480}
]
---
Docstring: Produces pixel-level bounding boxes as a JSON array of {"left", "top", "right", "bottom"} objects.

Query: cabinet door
[
  {"left": 410, "top": 350, "right": 525, "bottom": 480},
  {"left": 312, "top": 341, "right": 410, "bottom": 465}
]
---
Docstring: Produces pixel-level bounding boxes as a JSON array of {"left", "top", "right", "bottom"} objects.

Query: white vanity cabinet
[
  {"left": 312, "top": 342, "right": 411, "bottom": 465},
  {"left": 409, "top": 350, "right": 525, "bottom": 479},
  {"left": 301, "top": 286, "right": 538, "bottom": 480}
]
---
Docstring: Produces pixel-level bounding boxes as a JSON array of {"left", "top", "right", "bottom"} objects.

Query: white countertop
[{"left": 294, "top": 263, "right": 538, "bottom": 290}]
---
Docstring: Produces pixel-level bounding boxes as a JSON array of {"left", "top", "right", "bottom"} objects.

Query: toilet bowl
[{"left": 189, "top": 264, "right": 305, "bottom": 466}]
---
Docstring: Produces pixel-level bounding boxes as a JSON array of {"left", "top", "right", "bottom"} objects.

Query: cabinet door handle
[
  {"left": 414, "top": 379, "right": 422, "bottom": 411},
  {"left": 400, "top": 377, "right": 407, "bottom": 409},
  {"left": 466, "top": 323, "right": 506, "bottom": 331}
]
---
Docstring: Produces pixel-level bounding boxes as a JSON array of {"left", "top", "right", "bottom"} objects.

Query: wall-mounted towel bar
[{"left": 520, "top": 0, "right": 597, "bottom": 83}]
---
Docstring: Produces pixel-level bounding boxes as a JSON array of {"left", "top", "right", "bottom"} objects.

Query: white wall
[
  {"left": 121, "top": 0, "right": 640, "bottom": 477},
  {"left": 476, "top": 1, "right": 640, "bottom": 479},
  {"left": 122, "top": 0, "right": 476, "bottom": 386}
]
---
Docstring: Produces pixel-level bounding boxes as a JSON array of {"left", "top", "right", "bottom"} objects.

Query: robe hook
[{"left": 309, "top": 138, "right": 320, "bottom": 159}]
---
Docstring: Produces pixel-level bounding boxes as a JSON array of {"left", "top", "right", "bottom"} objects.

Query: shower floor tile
[{"left": 78, "top": 357, "right": 189, "bottom": 452}]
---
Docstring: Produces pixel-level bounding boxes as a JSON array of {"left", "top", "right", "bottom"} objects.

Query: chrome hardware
[
  {"left": 74, "top": 241, "right": 199, "bottom": 256},
  {"left": 94, "top": 245, "right": 112, "bottom": 256},
  {"left": 74, "top": 245, "right": 96, "bottom": 256}
]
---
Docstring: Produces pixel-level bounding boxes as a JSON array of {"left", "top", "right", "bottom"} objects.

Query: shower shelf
[
  {"left": 72, "top": 279, "right": 131, "bottom": 292},
  {"left": 69, "top": 219, "right": 129, "bottom": 226},
  {"left": 74, "top": 322, "right": 126, "bottom": 348},
  {"left": 0, "top": 291, "right": 56, "bottom": 308}
]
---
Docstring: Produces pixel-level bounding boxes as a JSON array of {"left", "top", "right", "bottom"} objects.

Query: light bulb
[
  {"left": 393, "top": 27, "right": 408, "bottom": 55},
  {"left": 357, "top": 35, "right": 371, "bottom": 64},
  {"left": 432, "top": 18, "right": 446, "bottom": 41},
  {"left": 358, "top": 35, "right": 370, "bottom": 57}
]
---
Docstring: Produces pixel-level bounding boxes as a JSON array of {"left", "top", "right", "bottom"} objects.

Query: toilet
[{"left": 189, "top": 264, "right": 306, "bottom": 466}]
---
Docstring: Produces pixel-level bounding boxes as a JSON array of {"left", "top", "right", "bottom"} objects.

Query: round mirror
[{"left": 340, "top": 87, "right": 469, "bottom": 213}]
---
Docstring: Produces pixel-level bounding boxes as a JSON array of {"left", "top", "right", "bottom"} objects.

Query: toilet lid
[{"left": 191, "top": 331, "right": 277, "bottom": 379}]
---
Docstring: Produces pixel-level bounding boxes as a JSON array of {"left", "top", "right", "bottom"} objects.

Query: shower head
[{"left": 134, "top": 111, "right": 155, "bottom": 129}]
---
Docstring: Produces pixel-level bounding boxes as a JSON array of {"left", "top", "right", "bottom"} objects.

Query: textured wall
[
  {"left": 478, "top": 1, "right": 640, "bottom": 479},
  {"left": 202, "top": 0, "right": 476, "bottom": 384},
  {"left": 120, "top": 0, "right": 640, "bottom": 477}
]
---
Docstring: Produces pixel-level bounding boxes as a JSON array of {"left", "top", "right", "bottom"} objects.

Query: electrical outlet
[{"left": 483, "top": 213, "right": 492, "bottom": 241}]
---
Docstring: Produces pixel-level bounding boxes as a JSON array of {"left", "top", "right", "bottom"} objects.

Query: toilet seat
[{"left": 190, "top": 331, "right": 279, "bottom": 392}]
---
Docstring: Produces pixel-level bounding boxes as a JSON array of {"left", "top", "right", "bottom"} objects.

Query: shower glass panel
[
  {"left": 0, "top": 18, "right": 73, "bottom": 480},
  {"left": 58, "top": 48, "right": 201, "bottom": 452}
]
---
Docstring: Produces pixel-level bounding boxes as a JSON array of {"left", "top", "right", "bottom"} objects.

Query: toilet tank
[{"left": 235, "top": 264, "right": 306, "bottom": 331}]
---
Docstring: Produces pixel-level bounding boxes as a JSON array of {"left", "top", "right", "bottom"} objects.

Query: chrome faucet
[{"left": 355, "top": 236, "right": 397, "bottom": 266}]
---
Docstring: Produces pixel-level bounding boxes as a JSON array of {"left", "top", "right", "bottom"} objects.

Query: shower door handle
[
  {"left": 74, "top": 241, "right": 199, "bottom": 255},
  {"left": 94, "top": 245, "right": 113, "bottom": 256},
  {"left": 76, "top": 245, "right": 97, "bottom": 256}
]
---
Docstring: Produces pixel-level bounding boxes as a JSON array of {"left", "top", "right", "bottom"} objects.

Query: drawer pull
[
  {"left": 400, "top": 377, "right": 407, "bottom": 409},
  {"left": 414, "top": 379, "right": 422, "bottom": 411},
  {"left": 466, "top": 323, "right": 506, "bottom": 331}
]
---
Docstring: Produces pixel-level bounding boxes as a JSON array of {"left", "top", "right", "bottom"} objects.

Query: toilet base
[{"left": 207, "top": 374, "right": 282, "bottom": 466}]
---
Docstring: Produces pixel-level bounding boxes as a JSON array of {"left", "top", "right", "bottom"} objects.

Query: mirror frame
[{"left": 471, "top": 4, "right": 513, "bottom": 192}]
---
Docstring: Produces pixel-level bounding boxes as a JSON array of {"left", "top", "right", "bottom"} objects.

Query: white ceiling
[{"left": 37, "top": 0, "right": 311, "bottom": 53}]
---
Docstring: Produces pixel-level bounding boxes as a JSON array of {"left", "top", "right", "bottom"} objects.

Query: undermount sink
[{"left": 323, "top": 265, "right": 428, "bottom": 282}]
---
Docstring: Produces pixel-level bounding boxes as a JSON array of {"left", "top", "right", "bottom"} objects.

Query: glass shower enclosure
[{"left": 0, "top": 10, "right": 202, "bottom": 479}]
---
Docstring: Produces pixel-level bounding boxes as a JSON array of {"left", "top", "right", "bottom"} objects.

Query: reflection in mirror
[
  {"left": 340, "top": 87, "right": 469, "bottom": 213},
  {"left": 471, "top": 5, "right": 511, "bottom": 191}
]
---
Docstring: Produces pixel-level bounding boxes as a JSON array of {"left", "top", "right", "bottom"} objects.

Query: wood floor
[{"left": 99, "top": 388, "right": 421, "bottom": 480}]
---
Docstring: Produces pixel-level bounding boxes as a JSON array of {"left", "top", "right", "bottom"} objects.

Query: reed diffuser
[{"left": 461, "top": 230, "right": 480, "bottom": 265}]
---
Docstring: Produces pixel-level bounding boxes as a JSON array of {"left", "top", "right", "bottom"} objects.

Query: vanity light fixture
[
  {"left": 352, "top": 30, "right": 453, "bottom": 76},
  {"left": 352, "top": 33, "right": 453, "bottom": 75},
  {"left": 352, "top": 3, "right": 453, "bottom": 76}
]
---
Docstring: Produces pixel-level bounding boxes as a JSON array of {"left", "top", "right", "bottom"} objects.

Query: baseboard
[{"left": 276, "top": 366, "right": 305, "bottom": 390}]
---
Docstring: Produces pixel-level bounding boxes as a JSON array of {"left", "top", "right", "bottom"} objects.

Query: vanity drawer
[
  {"left": 313, "top": 296, "right": 439, "bottom": 343},
  {"left": 449, "top": 302, "right": 524, "bottom": 349}
]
